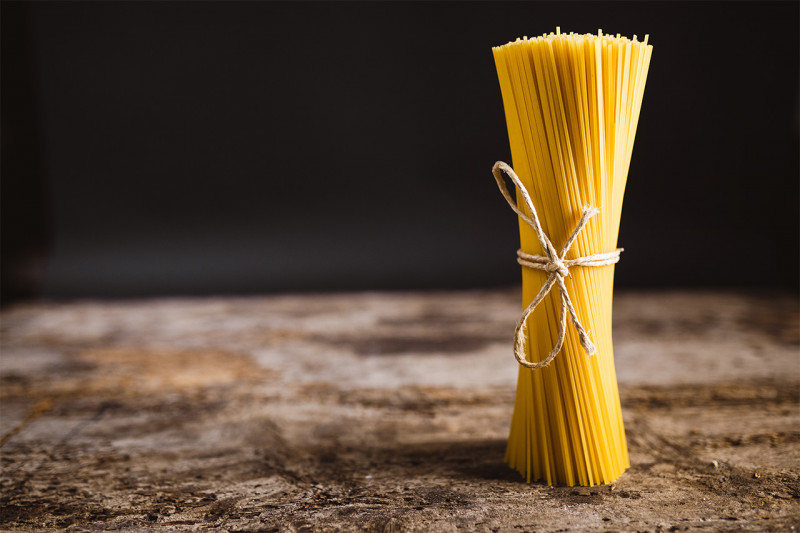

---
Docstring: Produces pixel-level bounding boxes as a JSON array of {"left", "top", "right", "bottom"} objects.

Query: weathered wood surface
[{"left": 1, "top": 289, "right": 798, "bottom": 532}]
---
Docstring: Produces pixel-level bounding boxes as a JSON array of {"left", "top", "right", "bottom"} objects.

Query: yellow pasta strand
[{"left": 493, "top": 31, "right": 652, "bottom": 486}]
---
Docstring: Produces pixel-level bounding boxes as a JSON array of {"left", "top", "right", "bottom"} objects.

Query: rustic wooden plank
[{"left": 1, "top": 289, "right": 798, "bottom": 531}]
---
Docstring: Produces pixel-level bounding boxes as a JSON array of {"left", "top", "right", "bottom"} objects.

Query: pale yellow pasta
[{"left": 493, "top": 29, "right": 652, "bottom": 486}]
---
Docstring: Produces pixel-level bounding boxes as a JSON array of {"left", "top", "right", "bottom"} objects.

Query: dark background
[{"left": 2, "top": 1, "right": 798, "bottom": 302}]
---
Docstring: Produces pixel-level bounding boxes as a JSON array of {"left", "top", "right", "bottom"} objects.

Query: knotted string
[{"left": 492, "top": 161, "right": 623, "bottom": 369}]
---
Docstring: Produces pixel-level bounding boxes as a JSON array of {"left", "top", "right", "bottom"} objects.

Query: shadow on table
[{"left": 302, "top": 437, "right": 523, "bottom": 484}]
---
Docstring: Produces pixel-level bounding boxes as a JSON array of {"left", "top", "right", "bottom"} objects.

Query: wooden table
[{"left": 1, "top": 289, "right": 798, "bottom": 531}]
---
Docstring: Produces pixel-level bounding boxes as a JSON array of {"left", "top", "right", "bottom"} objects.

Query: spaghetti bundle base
[{"left": 492, "top": 29, "right": 652, "bottom": 486}]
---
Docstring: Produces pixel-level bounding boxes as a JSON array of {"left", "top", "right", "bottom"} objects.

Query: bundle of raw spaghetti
[{"left": 491, "top": 29, "right": 652, "bottom": 486}]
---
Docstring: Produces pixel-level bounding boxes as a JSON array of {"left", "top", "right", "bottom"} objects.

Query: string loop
[{"left": 492, "top": 161, "right": 623, "bottom": 369}]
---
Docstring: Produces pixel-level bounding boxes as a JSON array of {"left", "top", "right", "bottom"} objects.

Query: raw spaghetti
[{"left": 492, "top": 28, "right": 652, "bottom": 486}]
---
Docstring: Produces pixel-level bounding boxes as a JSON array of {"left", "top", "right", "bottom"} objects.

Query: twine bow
[{"left": 492, "top": 161, "right": 623, "bottom": 369}]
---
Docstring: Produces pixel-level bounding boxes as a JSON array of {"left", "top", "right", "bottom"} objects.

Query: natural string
[{"left": 492, "top": 161, "right": 623, "bottom": 369}]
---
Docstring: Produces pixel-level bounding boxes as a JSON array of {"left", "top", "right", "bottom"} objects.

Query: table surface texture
[{"left": 1, "top": 289, "right": 798, "bottom": 532}]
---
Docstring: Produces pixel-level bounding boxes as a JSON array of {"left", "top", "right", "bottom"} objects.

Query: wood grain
[{"left": 1, "top": 289, "right": 798, "bottom": 531}]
